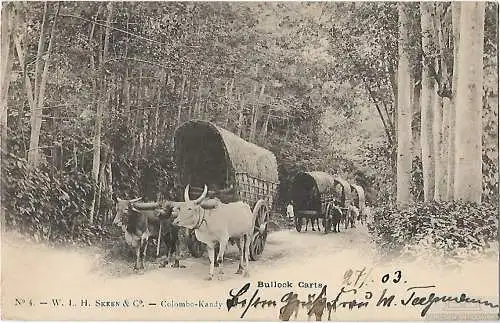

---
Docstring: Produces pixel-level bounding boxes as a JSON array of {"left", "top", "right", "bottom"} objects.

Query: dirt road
[{"left": 2, "top": 226, "right": 498, "bottom": 321}]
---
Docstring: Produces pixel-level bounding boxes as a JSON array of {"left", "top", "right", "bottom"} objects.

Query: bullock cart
[
  {"left": 332, "top": 176, "right": 352, "bottom": 229},
  {"left": 290, "top": 171, "right": 336, "bottom": 233},
  {"left": 290, "top": 172, "right": 353, "bottom": 233},
  {"left": 174, "top": 120, "right": 279, "bottom": 261}
]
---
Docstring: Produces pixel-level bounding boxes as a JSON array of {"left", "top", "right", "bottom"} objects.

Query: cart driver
[
  {"left": 348, "top": 204, "right": 359, "bottom": 228},
  {"left": 286, "top": 200, "right": 295, "bottom": 220}
]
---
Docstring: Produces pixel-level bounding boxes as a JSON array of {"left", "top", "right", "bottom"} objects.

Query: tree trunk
[
  {"left": 95, "top": 150, "right": 107, "bottom": 224},
  {"left": 0, "top": 3, "right": 15, "bottom": 155},
  {"left": 285, "top": 118, "right": 291, "bottom": 141},
  {"left": 123, "top": 68, "right": 131, "bottom": 122},
  {"left": 187, "top": 79, "right": 193, "bottom": 120},
  {"left": 153, "top": 78, "right": 161, "bottom": 149},
  {"left": 260, "top": 111, "right": 271, "bottom": 143},
  {"left": 130, "top": 82, "right": 137, "bottom": 157},
  {"left": 106, "top": 158, "right": 113, "bottom": 224},
  {"left": 195, "top": 80, "right": 203, "bottom": 118},
  {"left": 224, "top": 78, "right": 234, "bottom": 128},
  {"left": 364, "top": 79, "right": 394, "bottom": 145},
  {"left": 90, "top": 2, "right": 113, "bottom": 223},
  {"left": 396, "top": 4, "right": 413, "bottom": 208},
  {"left": 453, "top": 2, "right": 484, "bottom": 203},
  {"left": 432, "top": 94, "right": 445, "bottom": 200},
  {"left": 34, "top": 2, "right": 47, "bottom": 108},
  {"left": 137, "top": 68, "right": 144, "bottom": 158},
  {"left": 447, "top": 2, "right": 461, "bottom": 200},
  {"left": 433, "top": 3, "right": 451, "bottom": 200},
  {"left": 236, "top": 91, "right": 245, "bottom": 137},
  {"left": 420, "top": 2, "right": 436, "bottom": 201},
  {"left": 25, "top": 3, "right": 59, "bottom": 167},
  {"left": 438, "top": 97, "right": 450, "bottom": 199},
  {"left": 73, "top": 143, "right": 78, "bottom": 171},
  {"left": 249, "top": 83, "right": 265, "bottom": 142},
  {"left": 176, "top": 74, "right": 186, "bottom": 127},
  {"left": 411, "top": 82, "right": 421, "bottom": 159}
]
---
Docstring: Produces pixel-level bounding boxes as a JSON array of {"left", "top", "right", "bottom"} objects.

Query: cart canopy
[
  {"left": 174, "top": 120, "right": 279, "bottom": 192},
  {"left": 290, "top": 171, "right": 337, "bottom": 212},
  {"left": 350, "top": 183, "right": 365, "bottom": 212},
  {"left": 333, "top": 177, "right": 352, "bottom": 207}
]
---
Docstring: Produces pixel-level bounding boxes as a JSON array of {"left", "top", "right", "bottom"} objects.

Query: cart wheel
[
  {"left": 295, "top": 216, "right": 302, "bottom": 232},
  {"left": 249, "top": 200, "right": 269, "bottom": 261},
  {"left": 187, "top": 230, "right": 205, "bottom": 258}
]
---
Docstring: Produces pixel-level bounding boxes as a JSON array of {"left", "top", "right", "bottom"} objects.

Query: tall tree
[
  {"left": 453, "top": 2, "right": 485, "bottom": 203},
  {"left": 396, "top": 3, "right": 413, "bottom": 207},
  {"left": 420, "top": 2, "right": 436, "bottom": 201},
  {"left": 0, "top": 3, "right": 16, "bottom": 155},
  {"left": 433, "top": 3, "right": 452, "bottom": 201},
  {"left": 447, "top": 2, "right": 461, "bottom": 200},
  {"left": 90, "top": 1, "right": 113, "bottom": 223},
  {"left": 26, "top": 2, "right": 60, "bottom": 167}
]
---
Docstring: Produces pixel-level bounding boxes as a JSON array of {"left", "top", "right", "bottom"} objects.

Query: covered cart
[
  {"left": 290, "top": 171, "right": 337, "bottom": 233},
  {"left": 333, "top": 176, "right": 352, "bottom": 229},
  {"left": 174, "top": 120, "right": 279, "bottom": 261},
  {"left": 290, "top": 172, "right": 353, "bottom": 233}
]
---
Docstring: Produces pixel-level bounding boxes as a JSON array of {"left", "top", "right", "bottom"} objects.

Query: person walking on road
[{"left": 286, "top": 200, "right": 295, "bottom": 220}]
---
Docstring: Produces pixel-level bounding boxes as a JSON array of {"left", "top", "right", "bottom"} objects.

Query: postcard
[{"left": 1, "top": 1, "right": 498, "bottom": 321}]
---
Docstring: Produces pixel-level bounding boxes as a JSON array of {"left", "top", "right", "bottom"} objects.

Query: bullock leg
[
  {"left": 171, "top": 228, "right": 182, "bottom": 268},
  {"left": 216, "top": 238, "right": 228, "bottom": 280},
  {"left": 236, "top": 237, "right": 244, "bottom": 274},
  {"left": 141, "top": 238, "right": 149, "bottom": 270},
  {"left": 243, "top": 233, "right": 250, "bottom": 278},
  {"left": 205, "top": 243, "right": 216, "bottom": 280},
  {"left": 134, "top": 245, "right": 141, "bottom": 271}
]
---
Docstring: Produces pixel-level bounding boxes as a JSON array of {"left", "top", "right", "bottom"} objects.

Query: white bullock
[{"left": 172, "top": 185, "right": 254, "bottom": 280}]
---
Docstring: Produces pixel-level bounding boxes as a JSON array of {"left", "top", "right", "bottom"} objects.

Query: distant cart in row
[{"left": 290, "top": 171, "right": 365, "bottom": 233}]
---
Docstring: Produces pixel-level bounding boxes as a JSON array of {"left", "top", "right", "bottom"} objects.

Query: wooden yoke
[
  {"left": 189, "top": 185, "right": 235, "bottom": 203},
  {"left": 132, "top": 202, "right": 161, "bottom": 210}
]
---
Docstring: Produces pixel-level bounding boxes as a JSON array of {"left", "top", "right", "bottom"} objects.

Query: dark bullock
[
  {"left": 113, "top": 198, "right": 180, "bottom": 271},
  {"left": 325, "top": 201, "right": 343, "bottom": 233}
]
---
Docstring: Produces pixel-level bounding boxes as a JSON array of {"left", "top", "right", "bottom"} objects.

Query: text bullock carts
[{"left": 174, "top": 120, "right": 279, "bottom": 262}]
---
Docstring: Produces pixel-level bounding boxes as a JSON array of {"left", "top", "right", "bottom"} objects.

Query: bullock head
[
  {"left": 113, "top": 197, "right": 143, "bottom": 226},
  {"left": 171, "top": 184, "right": 208, "bottom": 229}
]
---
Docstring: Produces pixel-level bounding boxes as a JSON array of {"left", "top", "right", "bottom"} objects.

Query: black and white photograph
[{"left": 1, "top": 1, "right": 498, "bottom": 321}]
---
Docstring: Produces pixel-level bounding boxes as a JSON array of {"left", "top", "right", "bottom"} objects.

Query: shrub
[
  {"left": 3, "top": 153, "right": 110, "bottom": 245},
  {"left": 368, "top": 200, "right": 499, "bottom": 259}
]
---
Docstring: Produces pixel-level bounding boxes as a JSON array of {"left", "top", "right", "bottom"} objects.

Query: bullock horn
[
  {"left": 194, "top": 185, "right": 208, "bottom": 204},
  {"left": 130, "top": 197, "right": 142, "bottom": 203},
  {"left": 184, "top": 184, "right": 191, "bottom": 202}
]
